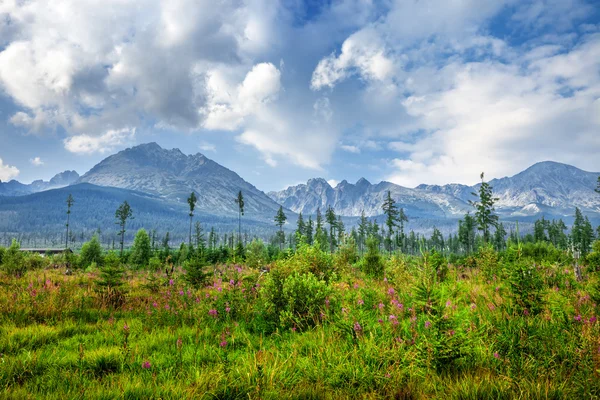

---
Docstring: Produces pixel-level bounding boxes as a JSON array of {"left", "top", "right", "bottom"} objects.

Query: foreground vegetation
[{"left": 2, "top": 236, "right": 600, "bottom": 399}]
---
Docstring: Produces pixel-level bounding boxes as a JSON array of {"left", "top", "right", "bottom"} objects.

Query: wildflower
[
  {"left": 470, "top": 303, "right": 477, "bottom": 310},
  {"left": 325, "top": 299, "right": 330, "bottom": 308},
  {"left": 179, "top": 290, "right": 184, "bottom": 296},
  {"left": 169, "top": 279, "right": 174, "bottom": 286},
  {"left": 448, "top": 330, "right": 455, "bottom": 336},
  {"left": 165, "top": 304, "right": 170, "bottom": 310},
  {"left": 230, "top": 279, "right": 235, "bottom": 286},
  {"left": 225, "top": 307, "right": 231, "bottom": 313},
  {"left": 353, "top": 322, "right": 362, "bottom": 333},
  {"left": 208, "top": 309, "right": 218, "bottom": 317},
  {"left": 574, "top": 314, "right": 582, "bottom": 322},
  {"left": 445, "top": 300, "right": 452, "bottom": 307},
  {"left": 424, "top": 321, "right": 431, "bottom": 329},
  {"left": 217, "top": 287, "right": 223, "bottom": 292},
  {"left": 142, "top": 360, "right": 151, "bottom": 369},
  {"left": 493, "top": 352, "right": 499, "bottom": 359},
  {"left": 220, "top": 340, "right": 228, "bottom": 347},
  {"left": 357, "top": 299, "right": 364, "bottom": 306},
  {"left": 389, "top": 315, "right": 399, "bottom": 325},
  {"left": 123, "top": 323, "right": 130, "bottom": 334},
  {"left": 353, "top": 283, "right": 360, "bottom": 289},
  {"left": 523, "top": 309, "right": 529, "bottom": 316},
  {"left": 152, "top": 302, "right": 158, "bottom": 308},
  {"left": 384, "top": 277, "right": 388, "bottom": 282},
  {"left": 236, "top": 266, "right": 243, "bottom": 273},
  {"left": 378, "top": 319, "right": 384, "bottom": 324},
  {"left": 177, "top": 337, "right": 183, "bottom": 350},
  {"left": 589, "top": 316, "right": 597, "bottom": 324},
  {"left": 488, "top": 303, "right": 496, "bottom": 311},
  {"left": 495, "top": 286, "right": 500, "bottom": 292},
  {"left": 387, "top": 287, "right": 395, "bottom": 296},
  {"left": 341, "top": 307, "right": 348, "bottom": 314},
  {"left": 378, "top": 303, "right": 385, "bottom": 310},
  {"left": 385, "top": 373, "right": 391, "bottom": 378}
]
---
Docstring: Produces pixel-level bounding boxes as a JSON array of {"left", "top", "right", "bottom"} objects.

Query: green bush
[
  {"left": 94, "top": 252, "right": 126, "bottom": 308},
  {"left": 334, "top": 237, "right": 358, "bottom": 272},
  {"left": 0, "top": 246, "right": 5, "bottom": 265},
  {"left": 586, "top": 241, "right": 600, "bottom": 272},
  {"left": 276, "top": 243, "right": 335, "bottom": 282},
  {"left": 80, "top": 235, "right": 104, "bottom": 268},
  {"left": 183, "top": 256, "right": 212, "bottom": 288},
  {"left": 245, "top": 239, "right": 268, "bottom": 269},
  {"left": 505, "top": 260, "right": 545, "bottom": 316},
  {"left": 1, "top": 240, "right": 25, "bottom": 276},
  {"left": 262, "top": 272, "right": 332, "bottom": 330},
  {"left": 360, "top": 236, "right": 384, "bottom": 278},
  {"left": 23, "top": 253, "right": 49, "bottom": 271}
]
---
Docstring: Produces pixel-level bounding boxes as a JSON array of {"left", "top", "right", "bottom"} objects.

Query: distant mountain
[
  {"left": 0, "top": 170, "right": 79, "bottom": 196},
  {"left": 270, "top": 161, "right": 600, "bottom": 219},
  {"left": 77, "top": 143, "right": 287, "bottom": 219},
  {"left": 268, "top": 177, "right": 469, "bottom": 218},
  {"left": 0, "top": 183, "right": 277, "bottom": 242}
]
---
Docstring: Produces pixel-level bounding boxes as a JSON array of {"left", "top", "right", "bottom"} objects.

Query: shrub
[
  {"left": 334, "top": 237, "right": 358, "bottom": 272},
  {"left": 95, "top": 252, "right": 126, "bottom": 308},
  {"left": 23, "top": 253, "right": 48, "bottom": 271},
  {"left": 263, "top": 271, "right": 332, "bottom": 330},
  {"left": 80, "top": 235, "right": 103, "bottom": 268},
  {"left": 586, "top": 240, "right": 600, "bottom": 272},
  {"left": 361, "top": 236, "right": 384, "bottom": 278},
  {"left": 1, "top": 239, "right": 25, "bottom": 276},
  {"left": 245, "top": 239, "right": 268, "bottom": 269},
  {"left": 276, "top": 244, "right": 335, "bottom": 283},
  {"left": 0, "top": 246, "right": 5, "bottom": 265},
  {"left": 505, "top": 260, "right": 545, "bottom": 316},
  {"left": 183, "top": 256, "right": 212, "bottom": 288}
]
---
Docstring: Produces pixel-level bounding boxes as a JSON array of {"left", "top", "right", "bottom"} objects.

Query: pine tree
[
  {"left": 274, "top": 206, "right": 287, "bottom": 251},
  {"left": 572, "top": 208, "right": 594, "bottom": 256},
  {"left": 430, "top": 227, "right": 444, "bottom": 253},
  {"left": 187, "top": 192, "right": 197, "bottom": 246},
  {"left": 80, "top": 234, "right": 103, "bottom": 268},
  {"left": 315, "top": 208, "right": 327, "bottom": 251},
  {"left": 458, "top": 212, "right": 476, "bottom": 254},
  {"left": 306, "top": 216, "right": 314, "bottom": 245},
  {"left": 382, "top": 191, "right": 399, "bottom": 253},
  {"left": 65, "top": 194, "right": 74, "bottom": 250},
  {"left": 470, "top": 172, "right": 499, "bottom": 243},
  {"left": 493, "top": 223, "right": 507, "bottom": 251},
  {"left": 208, "top": 227, "right": 216, "bottom": 249},
  {"left": 235, "top": 191, "right": 244, "bottom": 246},
  {"left": 534, "top": 217, "right": 549, "bottom": 242},
  {"left": 358, "top": 210, "right": 368, "bottom": 254},
  {"left": 337, "top": 215, "right": 345, "bottom": 245},
  {"left": 130, "top": 229, "right": 151, "bottom": 269},
  {"left": 194, "top": 221, "right": 205, "bottom": 252},
  {"left": 115, "top": 201, "right": 133, "bottom": 257},
  {"left": 296, "top": 212, "right": 306, "bottom": 244},
  {"left": 325, "top": 206, "right": 337, "bottom": 253}
]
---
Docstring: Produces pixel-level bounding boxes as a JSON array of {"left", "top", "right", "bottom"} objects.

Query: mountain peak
[{"left": 356, "top": 177, "right": 371, "bottom": 186}]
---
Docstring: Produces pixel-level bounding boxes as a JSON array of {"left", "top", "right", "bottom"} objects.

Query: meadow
[{"left": 1, "top": 239, "right": 600, "bottom": 399}]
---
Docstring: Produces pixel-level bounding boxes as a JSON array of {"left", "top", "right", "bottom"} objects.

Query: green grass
[{"left": 1, "top": 253, "right": 600, "bottom": 399}]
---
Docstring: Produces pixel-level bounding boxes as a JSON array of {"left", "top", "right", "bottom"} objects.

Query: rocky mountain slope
[
  {"left": 76, "top": 143, "right": 286, "bottom": 218},
  {"left": 0, "top": 170, "right": 79, "bottom": 196},
  {"left": 270, "top": 162, "right": 600, "bottom": 219}
]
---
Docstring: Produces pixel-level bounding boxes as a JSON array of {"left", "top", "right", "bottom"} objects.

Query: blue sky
[{"left": 0, "top": 0, "right": 599, "bottom": 191}]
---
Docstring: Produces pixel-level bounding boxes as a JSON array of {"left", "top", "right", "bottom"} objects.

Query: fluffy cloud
[
  {"left": 199, "top": 142, "right": 217, "bottom": 153},
  {"left": 341, "top": 144, "right": 360, "bottom": 153},
  {"left": 0, "top": 0, "right": 279, "bottom": 137},
  {"left": 29, "top": 157, "right": 44, "bottom": 166},
  {"left": 203, "top": 63, "right": 282, "bottom": 130},
  {"left": 63, "top": 128, "right": 136, "bottom": 155},
  {"left": 0, "top": 158, "right": 19, "bottom": 181}
]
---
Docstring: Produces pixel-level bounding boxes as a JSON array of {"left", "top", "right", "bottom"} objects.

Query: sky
[{"left": 0, "top": 0, "right": 599, "bottom": 191}]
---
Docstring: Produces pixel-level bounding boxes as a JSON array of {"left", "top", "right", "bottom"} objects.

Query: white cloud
[
  {"left": 327, "top": 179, "right": 339, "bottom": 187},
  {"left": 29, "top": 157, "right": 44, "bottom": 166},
  {"left": 311, "top": 28, "right": 395, "bottom": 90},
  {"left": 0, "top": 158, "right": 19, "bottom": 181},
  {"left": 63, "top": 128, "right": 135, "bottom": 155},
  {"left": 341, "top": 144, "right": 360, "bottom": 153},
  {"left": 199, "top": 142, "right": 217, "bottom": 153}
]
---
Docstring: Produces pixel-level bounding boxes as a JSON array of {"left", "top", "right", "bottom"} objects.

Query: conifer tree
[
  {"left": 194, "top": 221, "right": 205, "bottom": 252},
  {"left": 382, "top": 191, "right": 401, "bottom": 253},
  {"left": 274, "top": 206, "right": 287, "bottom": 250},
  {"left": 470, "top": 172, "right": 499, "bottom": 243},
  {"left": 325, "top": 206, "right": 337, "bottom": 253},
  {"left": 315, "top": 208, "right": 327, "bottom": 251},
  {"left": 296, "top": 212, "right": 306, "bottom": 243},
  {"left": 187, "top": 192, "right": 197, "bottom": 246},
  {"left": 337, "top": 215, "right": 345, "bottom": 244},
  {"left": 572, "top": 207, "right": 595, "bottom": 256},
  {"left": 65, "top": 194, "right": 74, "bottom": 250},
  {"left": 304, "top": 216, "right": 313, "bottom": 245},
  {"left": 358, "top": 210, "right": 368, "bottom": 254},
  {"left": 493, "top": 223, "right": 507, "bottom": 251},
  {"left": 130, "top": 229, "right": 151, "bottom": 268},
  {"left": 458, "top": 212, "right": 476, "bottom": 254},
  {"left": 115, "top": 201, "right": 133, "bottom": 257},
  {"left": 235, "top": 190, "right": 244, "bottom": 246}
]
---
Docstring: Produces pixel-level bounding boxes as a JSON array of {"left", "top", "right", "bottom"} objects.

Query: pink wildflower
[{"left": 142, "top": 360, "right": 151, "bottom": 369}]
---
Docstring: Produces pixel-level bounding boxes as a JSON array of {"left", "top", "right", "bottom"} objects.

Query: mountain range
[
  {"left": 0, "top": 143, "right": 598, "bottom": 238},
  {"left": 269, "top": 161, "right": 600, "bottom": 220}
]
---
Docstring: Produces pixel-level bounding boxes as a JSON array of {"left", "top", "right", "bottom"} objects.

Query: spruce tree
[
  {"left": 306, "top": 216, "right": 314, "bottom": 245},
  {"left": 235, "top": 191, "right": 244, "bottom": 246},
  {"left": 358, "top": 210, "right": 368, "bottom": 254},
  {"left": 296, "top": 212, "right": 306, "bottom": 243},
  {"left": 458, "top": 212, "right": 476, "bottom": 254},
  {"left": 382, "top": 191, "right": 402, "bottom": 253},
  {"left": 65, "top": 194, "right": 74, "bottom": 250},
  {"left": 470, "top": 172, "right": 499, "bottom": 243},
  {"left": 130, "top": 229, "right": 151, "bottom": 269},
  {"left": 274, "top": 206, "right": 287, "bottom": 251},
  {"left": 115, "top": 201, "right": 133, "bottom": 257},
  {"left": 325, "top": 206, "right": 337, "bottom": 253},
  {"left": 187, "top": 192, "right": 197, "bottom": 246},
  {"left": 194, "top": 221, "right": 205, "bottom": 252},
  {"left": 493, "top": 223, "right": 507, "bottom": 251}
]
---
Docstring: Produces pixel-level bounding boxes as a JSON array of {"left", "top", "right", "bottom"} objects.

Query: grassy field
[{"left": 1, "top": 244, "right": 600, "bottom": 399}]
